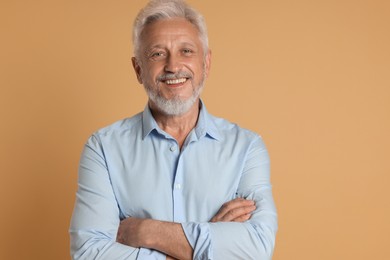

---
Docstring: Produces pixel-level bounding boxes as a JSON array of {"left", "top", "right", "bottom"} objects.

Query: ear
[
  {"left": 132, "top": 57, "right": 143, "bottom": 84},
  {"left": 204, "top": 49, "right": 212, "bottom": 78}
]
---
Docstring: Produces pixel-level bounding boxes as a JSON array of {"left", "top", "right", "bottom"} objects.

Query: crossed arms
[
  {"left": 116, "top": 198, "right": 256, "bottom": 260},
  {"left": 70, "top": 134, "right": 277, "bottom": 259}
]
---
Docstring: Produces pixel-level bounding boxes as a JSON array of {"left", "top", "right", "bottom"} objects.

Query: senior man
[{"left": 69, "top": 0, "right": 278, "bottom": 259}]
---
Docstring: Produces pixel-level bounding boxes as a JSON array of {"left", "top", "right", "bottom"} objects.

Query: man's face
[{"left": 133, "top": 18, "right": 211, "bottom": 116}]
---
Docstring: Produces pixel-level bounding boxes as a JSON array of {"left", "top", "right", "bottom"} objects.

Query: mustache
[{"left": 157, "top": 71, "right": 192, "bottom": 81}]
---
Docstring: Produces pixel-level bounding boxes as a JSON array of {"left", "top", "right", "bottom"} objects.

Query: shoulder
[
  {"left": 209, "top": 113, "right": 262, "bottom": 141},
  {"left": 90, "top": 112, "right": 143, "bottom": 141},
  {"left": 207, "top": 113, "right": 269, "bottom": 161}
]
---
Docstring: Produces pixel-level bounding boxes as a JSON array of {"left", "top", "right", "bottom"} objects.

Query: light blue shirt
[{"left": 70, "top": 102, "right": 277, "bottom": 259}]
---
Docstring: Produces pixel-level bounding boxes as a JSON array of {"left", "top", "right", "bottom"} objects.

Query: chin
[
  {"left": 145, "top": 82, "right": 204, "bottom": 116},
  {"left": 148, "top": 93, "right": 199, "bottom": 116}
]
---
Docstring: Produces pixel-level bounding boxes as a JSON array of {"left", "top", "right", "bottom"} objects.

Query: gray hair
[{"left": 132, "top": 0, "right": 209, "bottom": 58}]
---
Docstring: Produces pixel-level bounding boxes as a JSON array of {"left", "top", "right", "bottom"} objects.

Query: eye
[
  {"left": 148, "top": 50, "right": 167, "bottom": 60},
  {"left": 151, "top": 51, "right": 164, "bottom": 57},
  {"left": 182, "top": 49, "right": 193, "bottom": 55}
]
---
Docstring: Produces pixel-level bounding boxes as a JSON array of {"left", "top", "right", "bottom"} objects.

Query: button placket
[{"left": 172, "top": 150, "right": 185, "bottom": 222}]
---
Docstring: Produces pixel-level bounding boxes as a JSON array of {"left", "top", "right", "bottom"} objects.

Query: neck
[{"left": 149, "top": 99, "right": 200, "bottom": 148}]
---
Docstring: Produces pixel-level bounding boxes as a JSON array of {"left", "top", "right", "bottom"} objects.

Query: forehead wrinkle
[
  {"left": 143, "top": 39, "right": 200, "bottom": 57},
  {"left": 141, "top": 19, "right": 201, "bottom": 43}
]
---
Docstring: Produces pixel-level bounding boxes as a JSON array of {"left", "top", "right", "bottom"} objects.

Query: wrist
[{"left": 141, "top": 218, "right": 159, "bottom": 248}]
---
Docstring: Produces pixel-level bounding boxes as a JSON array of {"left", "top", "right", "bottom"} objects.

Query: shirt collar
[
  {"left": 194, "top": 100, "right": 221, "bottom": 141},
  {"left": 142, "top": 104, "right": 160, "bottom": 139},
  {"left": 142, "top": 99, "right": 221, "bottom": 141}
]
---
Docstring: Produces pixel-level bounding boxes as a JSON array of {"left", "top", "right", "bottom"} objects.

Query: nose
[{"left": 164, "top": 54, "right": 182, "bottom": 73}]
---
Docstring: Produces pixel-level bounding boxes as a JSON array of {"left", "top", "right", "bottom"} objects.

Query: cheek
[
  {"left": 144, "top": 65, "right": 162, "bottom": 81},
  {"left": 141, "top": 69, "right": 156, "bottom": 84},
  {"left": 194, "top": 59, "right": 206, "bottom": 73},
  {"left": 192, "top": 65, "right": 206, "bottom": 80}
]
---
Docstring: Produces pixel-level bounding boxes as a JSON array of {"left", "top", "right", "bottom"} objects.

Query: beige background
[{"left": 1, "top": 0, "right": 389, "bottom": 259}]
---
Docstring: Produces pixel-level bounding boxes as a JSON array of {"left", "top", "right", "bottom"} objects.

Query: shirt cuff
[
  {"left": 181, "top": 222, "right": 212, "bottom": 260},
  {"left": 137, "top": 248, "right": 165, "bottom": 260}
]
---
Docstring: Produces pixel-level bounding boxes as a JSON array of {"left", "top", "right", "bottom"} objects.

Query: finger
[
  {"left": 221, "top": 204, "right": 256, "bottom": 222},
  {"left": 210, "top": 198, "right": 255, "bottom": 222},
  {"left": 232, "top": 213, "right": 252, "bottom": 222},
  {"left": 216, "top": 198, "right": 255, "bottom": 218},
  {"left": 210, "top": 199, "right": 253, "bottom": 222},
  {"left": 211, "top": 203, "right": 256, "bottom": 222}
]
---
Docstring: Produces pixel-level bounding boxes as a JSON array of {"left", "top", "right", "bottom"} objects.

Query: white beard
[
  {"left": 145, "top": 86, "right": 202, "bottom": 116},
  {"left": 143, "top": 69, "right": 206, "bottom": 116}
]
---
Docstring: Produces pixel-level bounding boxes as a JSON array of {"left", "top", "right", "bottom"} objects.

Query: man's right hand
[
  {"left": 210, "top": 198, "right": 256, "bottom": 223},
  {"left": 163, "top": 198, "right": 256, "bottom": 259}
]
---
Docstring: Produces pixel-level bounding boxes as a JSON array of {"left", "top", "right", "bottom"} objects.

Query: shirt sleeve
[
  {"left": 69, "top": 135, "right": 165, "bottom": 260},
  {"left": 181, "top": 135, "right": 278, "bottom": 260}
]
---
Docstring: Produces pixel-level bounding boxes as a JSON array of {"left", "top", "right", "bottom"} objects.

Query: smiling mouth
[{"left": 165, "top": 78, "right": 188, "bottom": 85}]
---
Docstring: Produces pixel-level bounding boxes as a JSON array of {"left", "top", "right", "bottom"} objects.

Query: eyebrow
[{"left": 147, "top": 42, "right": 198, "bottom": 51}]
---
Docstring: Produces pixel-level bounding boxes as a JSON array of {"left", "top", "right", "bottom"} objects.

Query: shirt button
[
  {"left": 174, "top": 183, "right": 181, "bottom": 189},
  {"left": 170, "top": 146, "right": 176, "bottom": 152}
]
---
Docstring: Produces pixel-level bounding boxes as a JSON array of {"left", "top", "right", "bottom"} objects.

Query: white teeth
[{"left": 166, "top": 78, "right": 187, "bottom": 85}]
